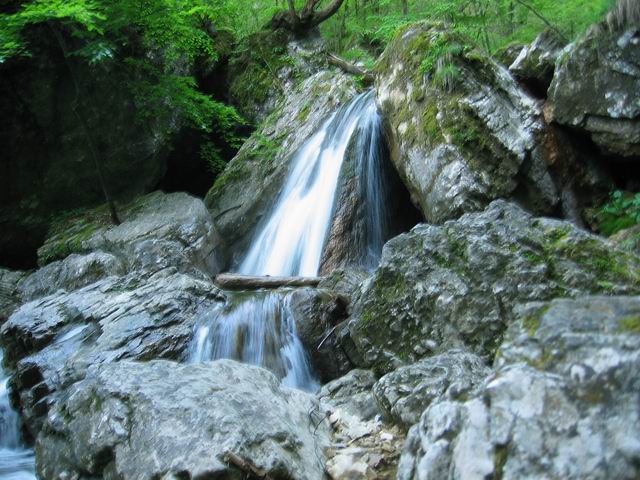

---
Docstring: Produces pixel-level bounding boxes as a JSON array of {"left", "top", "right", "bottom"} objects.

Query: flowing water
[
  {"left": 191, "top": 91, "right": 389, "bottom": 390},
  {"left": 239, "top": 90, "right": 378, "bottom": 277},
  {"left": 352, "top": 93, "right": 392, "bottom": 269},
  {"left": 0, "top": 350, "right": 35, "bottom": 480},
  {"left": 190, "top": 291, "right": 318, "bottom": 392}
]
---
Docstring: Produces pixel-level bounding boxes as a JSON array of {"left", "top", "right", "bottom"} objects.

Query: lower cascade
[
  {"left": 190, "top": 291, "right": 319, "bottom": 392},
  {"left": 0, "top": 350, "right": 35, "bottom": 480},
  {"left": 191, "top": 90, "right": 390, "bottom": 389}
]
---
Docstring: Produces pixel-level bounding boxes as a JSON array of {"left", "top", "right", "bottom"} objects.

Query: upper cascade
[{"left": 239, "top": 90, "right": 378, "bottom": 277}]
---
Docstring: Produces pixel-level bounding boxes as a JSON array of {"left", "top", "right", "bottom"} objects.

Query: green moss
[
  {"left": 522, "top": 250, "right": 546, "bottom": 265},
  {"left": 422, "top": 100, "right": 442, "bottom": 144},
  {"left": 618, "top": 316, "right": 640, "bottom": 334},
  {"left": 228, "top": 28, "right": 293, "bottom": 119},
  {"left": 296, "top": 101, "right": 312, "bottom": 123},
  {"left": 38, "top": 206, "right": 112, "bottom": 265},
  {"left": 521, "top": 305, "right": 550, "bottom": 336},
  {"left": 494, "top": 445, "right": 509, "bottom": 480}
]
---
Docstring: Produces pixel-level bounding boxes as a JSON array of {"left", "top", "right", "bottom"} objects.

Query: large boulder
[
  {"left": 1, "top": 271, "right": 222, "bottom": 437},
  {"left": 205, "top": 70, "right": 358, "bottom": 262},
  {"left": 548, "top": 23, "right": 640, "bottom": 158},
  {"left": 36, "top": 359, "right": 330, "bottom": 480},
  {"left": 398, "top": 296, "right": 640, "bottom": 479},
  {"left": 349, "top": 200, "right": 640, "bottom": 374},
  {"left": 374, "top": 22, "right": 608, "bottom": 225},
  {"left": 373, "top": 349, "right": 490, "bottom": 428},
  {"left": 0, "top": 191, "right": 226, "bottom": 437},
  {"left": 37, "top": 191, "right": 225, "bottom": 276}
]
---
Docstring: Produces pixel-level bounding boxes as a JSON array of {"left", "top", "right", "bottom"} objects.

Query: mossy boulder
[
  {"left": 348, "top": 200, "right": 640, "bottom": 374},
  {"left": 228, "top": 29, "right": 328, "bottom": 124},
  {"left": 205, "top": 70, "right": 357, "bottom": 264},
  {"left": 374, "top": 22, "right": 607, "bottom": 225},
  {"left": 548, "top": 23, "right": 640, "bottom": 158},
  {"left": 38, "top": 191, "right": 225, "bottom": 277}
]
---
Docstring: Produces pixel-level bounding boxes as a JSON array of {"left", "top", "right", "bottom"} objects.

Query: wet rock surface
[
  {"left": 349, "top": 200, "right": 640, "bottom": 373},
  {"left": 37, "top": 359, "right": 330, "bottom": 480},
  {"left": 398, "top": 296, "right": 640, "bottom": 480}
]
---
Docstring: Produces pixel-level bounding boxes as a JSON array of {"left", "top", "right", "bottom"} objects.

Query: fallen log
[
  {"left": 214, "top": 273, "right": 323, "bottom": 290},
  {"left": 326, "top": 53, "right": 375, "bottom": 84}
]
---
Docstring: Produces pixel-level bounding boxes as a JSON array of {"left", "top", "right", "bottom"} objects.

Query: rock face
[
  {"left": 319, "top": 369, "right": 380, "bottom": 422},
  {"left": 509, "top": 30, "right": 566, "bottom": 95},
  {"left": 398, "top": 296, "right": 640, "bottom": 480},
  {"left": 205, "top": 69, "right": 357, "bottom": 263},
  {"left": 0, "top": 192, "right": 225, "bottom": 436},
  {"left": 375, "top": 22, "right": 608, "bottom": 225},
  {"left": 349, "top": 200, "right": 640, "bottom": 373},
  {"left": 36, "top": 359, "right": 330, "bottom": 480},
  {"left": 320, "top": 106, "right": 423, "bottom": 275},
  {"left": 228, "top": 29, "right": 328, "bottom": 124},
  {"left": 548, "top": 24, "right": 640, "bottom": 158},
  {"left": 0, "top": 268, "right": 28, "bottom": 323},
  {"left": 0, "top": 29, "right": 188, "bottom": 269},
  {"left": 373, "top": 350, "right": 490, "bottom": 428}
]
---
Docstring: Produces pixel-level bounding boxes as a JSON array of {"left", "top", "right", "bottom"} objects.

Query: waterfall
[
  {"left": 189, "top": 291, "right": 318, "bottom": 392},
  {"left": 239, "top": 91, "right": 377, "bottom": 277},
  {"left": 191, "top": 91, "right": 386, "bottom": 391},
  {"left": 353, "top": 95, "right": 391, "bottom": 269},
  {"left": 0, "top": 350, "right": 35, "bottom": 480}
]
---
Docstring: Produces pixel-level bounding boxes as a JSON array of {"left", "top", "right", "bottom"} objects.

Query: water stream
[
  {"left": 191, "top": 91, "right": 389, "bottom": 390},
  {"left": 0, "top": 350, "right": 35, "bottom": 480},
  {"left": 239, "top": 91, "right": 378, "bottom": 277}
]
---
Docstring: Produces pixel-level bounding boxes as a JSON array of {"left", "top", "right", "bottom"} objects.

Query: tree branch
[{"left": 513, "top": 0, "right": 569, "bottom": 43}]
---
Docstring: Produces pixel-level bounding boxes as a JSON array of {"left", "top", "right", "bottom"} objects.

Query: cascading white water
[
  {"left": 191, "top": 91, "right": 384, "bottom": 391},
  {"left": 353, "top": 95, "right": 391, "bottom": 269},
  {"left": 239, "top": 91, "right": 377, "bottom": 277},
  {"left": 189, "top": 291, "right": 318, "bottom": 392},
  {"left": 0, "top": 350, "right": 35, "bottom": 480}
]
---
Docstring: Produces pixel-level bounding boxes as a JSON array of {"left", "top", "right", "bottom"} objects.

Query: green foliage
[
  {"left": 597, "top": 190, "right": 640, "bottom": 236},
  {"left": 316, "top": 0, "right": 614, "bottom": 61},
  {"left": 200, "top": 142, "right": 227, "bottom": 176},
  {"left": 1, "top": 0, "right": 244, "bottom": 140}
]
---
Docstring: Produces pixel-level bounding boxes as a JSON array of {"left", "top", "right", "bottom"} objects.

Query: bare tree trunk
[
  {"left": 270, "top": 0, "right": 347, "bottom": 34},
  {"left": 48, "top": 23, "right": 121, "bottom": 225}
]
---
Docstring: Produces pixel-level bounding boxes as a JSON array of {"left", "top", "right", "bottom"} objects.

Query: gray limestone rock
[
  {"left": 373, "top": 349, "right": 490, "bottom": 428},
  {"left": 349, "top": 200, "right": 640, "bottom": 373},
  {"left": 36, "top": 359, "right": 331, "bottom": 480}
]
